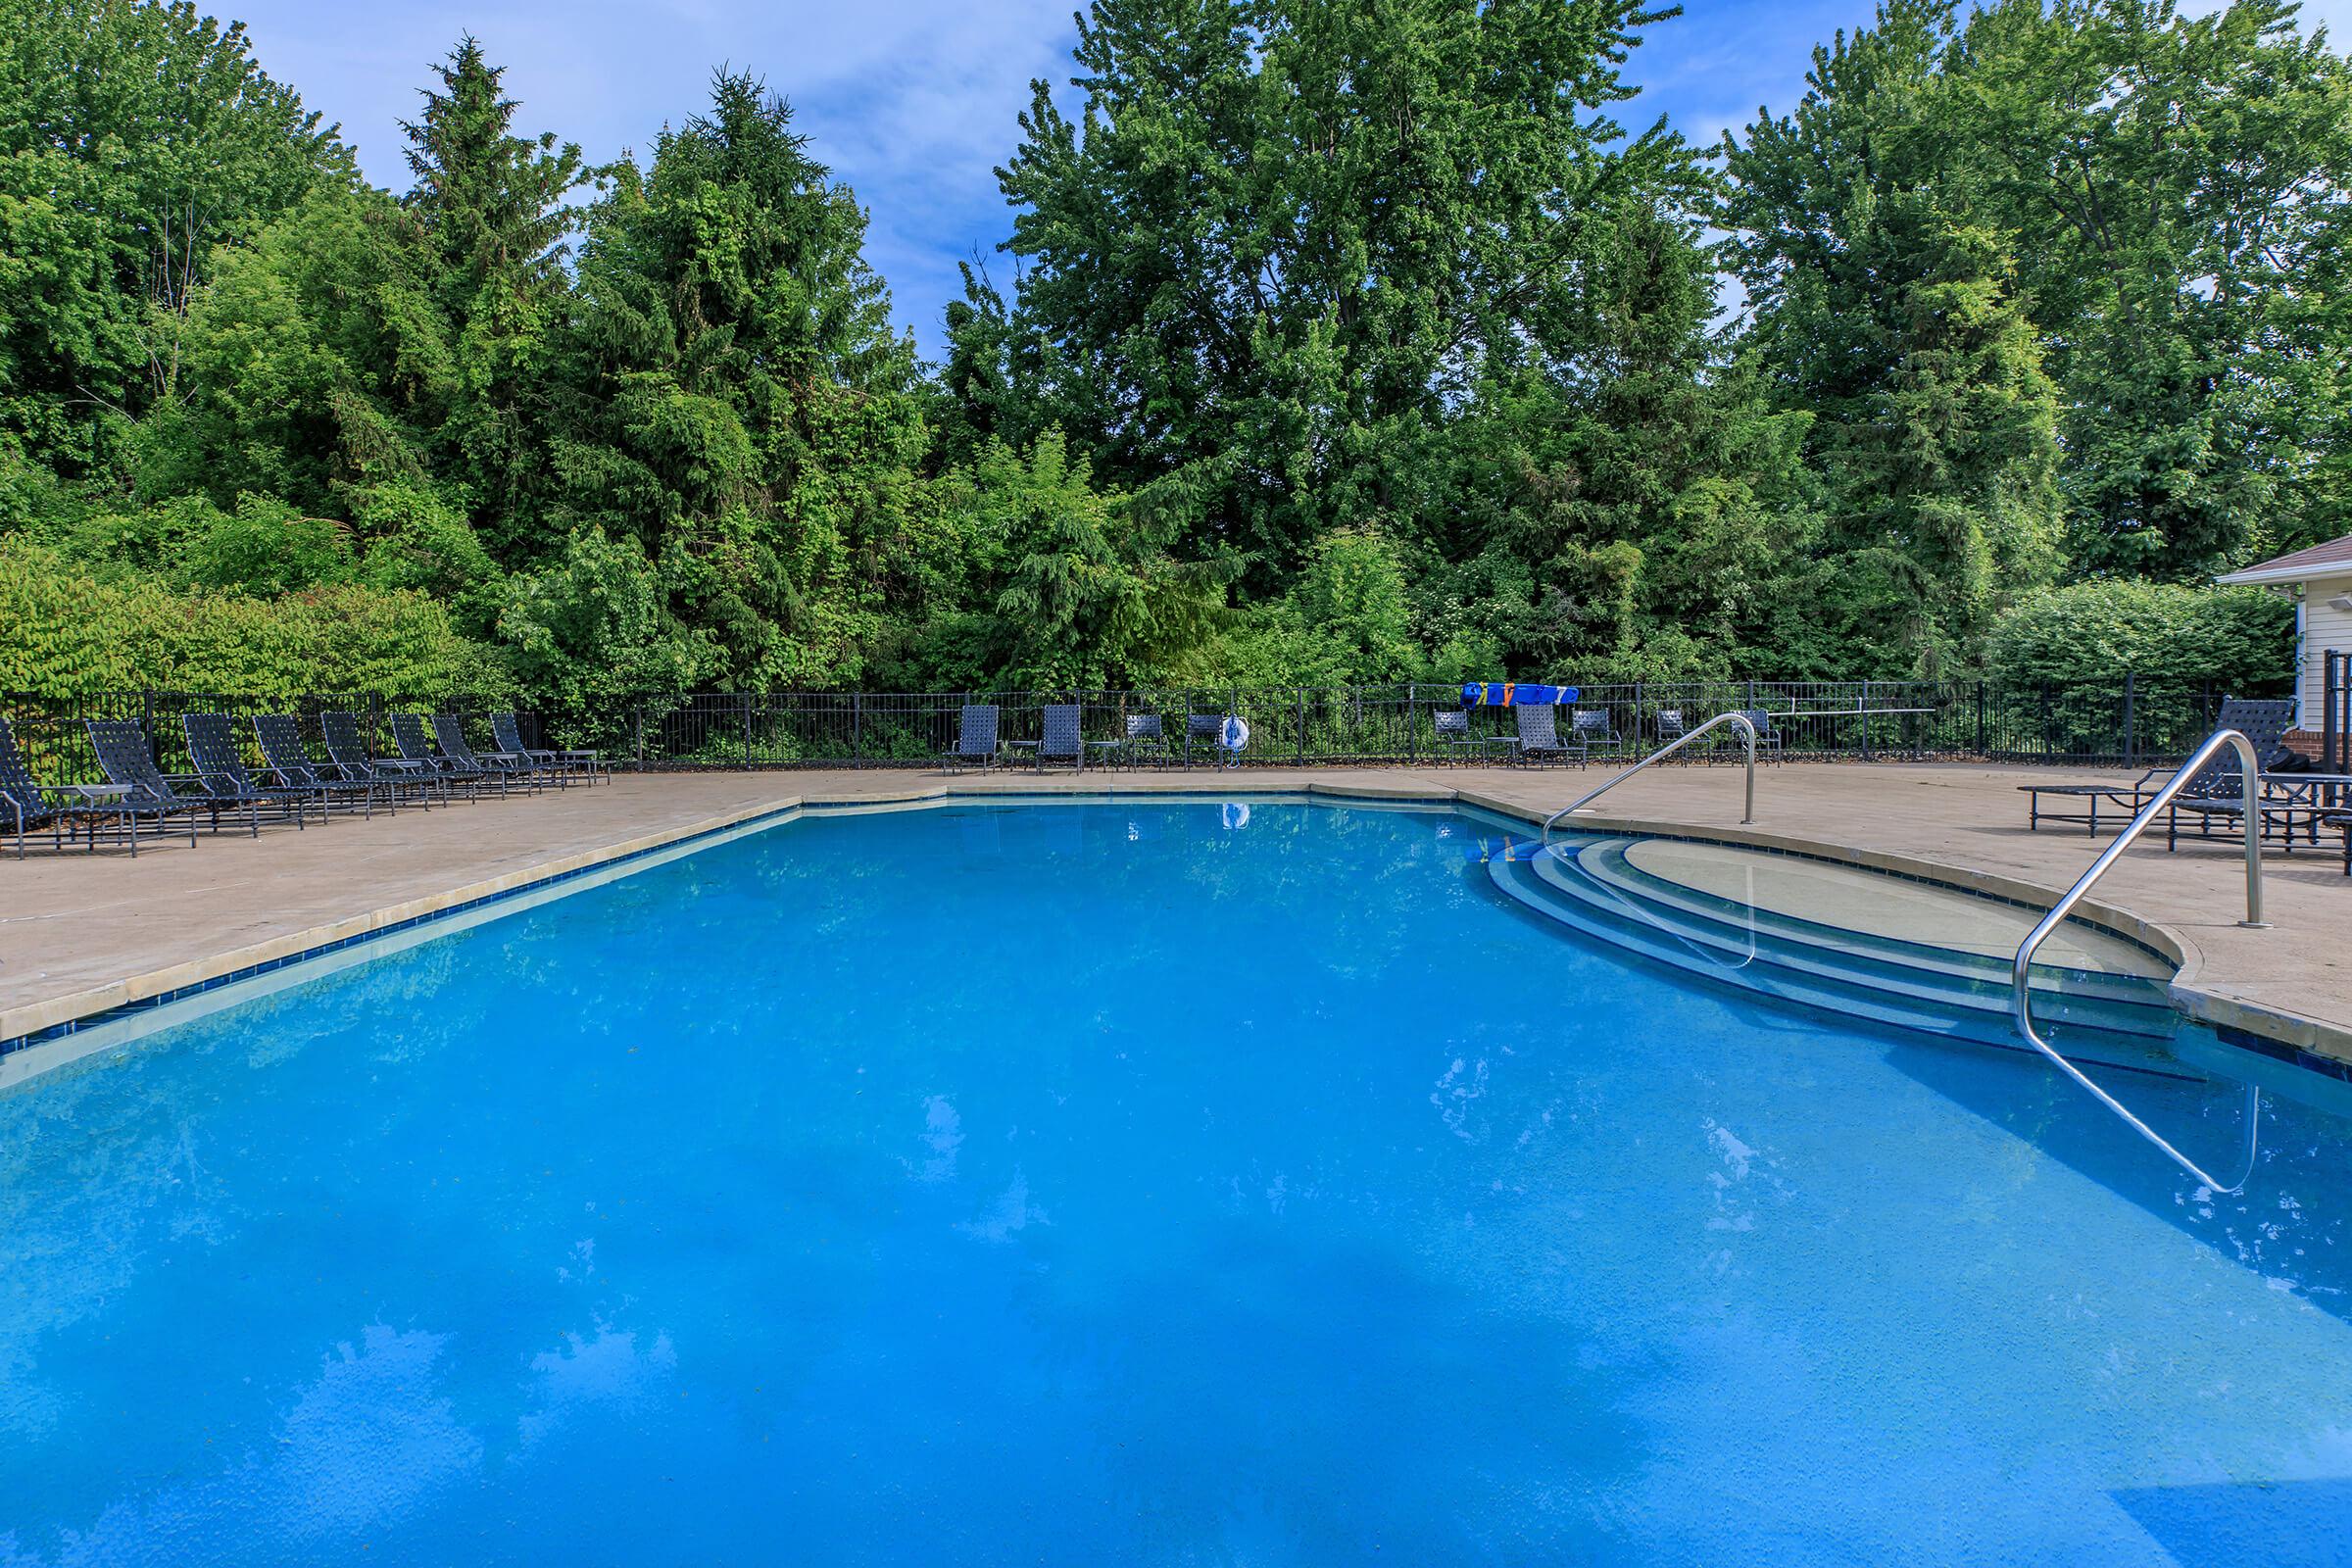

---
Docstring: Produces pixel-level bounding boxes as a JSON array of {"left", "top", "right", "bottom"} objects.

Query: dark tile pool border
[{"left": 4, "top": 784, "right": 2337, "bottom": 1098}]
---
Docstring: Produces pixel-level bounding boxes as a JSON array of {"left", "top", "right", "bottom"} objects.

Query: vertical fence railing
[{"left": 0, "top": 678, "right": 2294, "bottom": 781}]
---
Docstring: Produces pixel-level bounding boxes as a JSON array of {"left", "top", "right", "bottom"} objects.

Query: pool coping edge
[{"left": 3, "top": 777, "right": 2342, "bottom": 1075}]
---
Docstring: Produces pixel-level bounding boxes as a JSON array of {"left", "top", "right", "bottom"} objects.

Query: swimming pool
[{"left": 2, "top": 799, "right": 2348, "bottom": 1564}]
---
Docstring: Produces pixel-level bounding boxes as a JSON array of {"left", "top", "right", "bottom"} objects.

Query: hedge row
[{"left": 0, "top": 539, "right": 512, "bottom": 701}]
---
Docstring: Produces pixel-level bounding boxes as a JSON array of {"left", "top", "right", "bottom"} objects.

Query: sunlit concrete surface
[{"left": 1, "top": 762, "right": 2344, "bottom": 1058}]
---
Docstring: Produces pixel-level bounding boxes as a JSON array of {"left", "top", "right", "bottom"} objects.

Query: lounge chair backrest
[
  {"left": 1572, "top": 709, "right": 1614, "bottom": 738},
  {"left": 254, "top": 714, "right": 322, "bottom": 783},
  {"left": 1515, "top": 704, "right": 1561, "bottom": 749},
  {"left": 321, "top": 710, "right": 372, "bottom": 770},
  {"left": 390, "top": 713, "right": 435, "bottom": 761},
  {"left": 0, "top": 717, "right": 54, "bottom": 828},
  {"left": 2182, "top": 698, "right": 2300, "bottom": 794},
  {"left": 87, "top": 719, "right": 177, "bottom": 805},
  {"left": 181, "top": 712, "right": 255, "bottom": 788},
  {"left": 1126, "top": 713, "right": 1163, "bottom": 741},
  {"left": 1739, "top": 709, "right": 1775, "bottom": 739},
  {"left": 1435, "top": 710, "right": 1468, "bottom": 738},
  {"left": 1040, "top": 704, "right": 1082, "bottom": 759},
  {"left": 492, "top": 712, "right": 531, "bottom": 755},
  {"left": 1656, "top": 709, "right": 1687, "bottom": 736},
  {"left": 953, "top": 704, "right": 999, "bottom": 757},
  {"left": 431, "top": 714, "right": 480, "bottom": 763},
  {"left": 1188, "top": 713, "right": 1226, "bottom": 741}
]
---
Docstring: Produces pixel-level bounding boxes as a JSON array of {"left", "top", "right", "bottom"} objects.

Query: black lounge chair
[
  {"left": 433, "top": 714, "right": 537, "bottom": 792},
  {"left": 1184, "top": 712, "right": 1234, "bottom": 768},
  {"left": 0, "top": 715, "right": 191, "bottom": 857},
  {"left": 1433, "top": 709, "right": 1494, "bottom": 765},
  {"left": 87, "top": 717, "right": 254, "bottom": 837},
  {"left": 1090, "top": 712, "right": 1168, "bottom": 769},
  {"left": 2164, "top": 700, "right": 2308, "bottom": 850},
  {"left": 2017, "top": 697, "right": 2292, "bottom": 838},
  {"left": 322, "top": 710, "right": 440, "bottom": 807},
  {"left": 1030, "top": 704, "right": 1083, "bottom": 771},
  {"left": 255, "top": 713, "right": 384, "bottom": 818},
  {"left": 2020, "top": 765, "right": 2170, "bottom": 834},
  {"left": 1510, "top": 705, "right": 1577, "bottom": 767},
  {"left": 494, "top": 712, "right": 605, "bottom": 787},
  {"left": 391, "top": 713, "right": 493, "bottom": 799},
  {"left": 941, "top": 704, "right": 999, "bottom": 772},
  {"left": 1570, "top": 708, "right": 1624, "bottom": 761},
  {"left": 1735, "top": 710, "right": 1785, "bottom": 762},
  {"left": 182, "top": 711, "right": 315, "bottom": 829},
  {"left": 1654, "top": 709, "right": 1690, "bottom": 747}
]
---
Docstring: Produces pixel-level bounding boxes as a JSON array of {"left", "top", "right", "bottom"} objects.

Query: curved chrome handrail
[
  {"left": 2013, "top": 727, "right": 2268, "bottom": 1195},
  {"left": 1543, "top": 711, "right": 1757, "bottom": 839}
]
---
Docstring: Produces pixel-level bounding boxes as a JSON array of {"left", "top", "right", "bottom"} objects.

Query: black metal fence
[
  {"left": 2326, "top": 650, "right": 2348, "bottom": 775},
  {"left": 0, "top": 678, "right": 2289, "bottom": 784}
]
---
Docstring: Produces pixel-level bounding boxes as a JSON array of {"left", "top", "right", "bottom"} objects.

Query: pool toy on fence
[{"left": 1460, "top": 683, "right": 1580, "bottom": 707}]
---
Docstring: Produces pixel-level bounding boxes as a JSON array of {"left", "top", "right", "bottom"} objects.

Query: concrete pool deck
[{"left": 2, "top": 762, "right": 2345, "bottom": 1064}]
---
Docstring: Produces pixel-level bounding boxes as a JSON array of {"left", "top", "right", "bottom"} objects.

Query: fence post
[
  {"left": 853, "top": 692, "right": 863, "bottom": 769},
  {"left": 1297, "top": 688, "right": 1306, "bottom": 765},
  {"left": 1976, "top": 681, "right": 1986, "bottom": 759},
  {"left": 1860, "top": 678, "right": 1872, "bottom": 762},
  {"left": 633, "top": 704, "right": 645, "bottom": 770},
  {"left": 1406, "top": 683, "right": 1417, "bottom": 765},
  {"left": 2122, "top": 671, "right": 2135, "bottom": 771},
  {"left": 741, "top": 693, "right": 753, "bottom": 768}
]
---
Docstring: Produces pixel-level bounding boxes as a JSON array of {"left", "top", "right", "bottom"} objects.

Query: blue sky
[{"left": 228, "top": 0, "right": 2348, "bottom": 361}]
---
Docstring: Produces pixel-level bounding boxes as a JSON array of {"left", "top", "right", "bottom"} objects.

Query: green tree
[
  {"left": 545, "top": 71, "right": 928, "bottom": 687},
  {"left": 399, "top": 35, "right": 592, "bottom": 557},
  {"left": 970, "top": 0, "right": 1697, "bottom": 579},
  {"left": 134, "top": 183, "right": 449, "bottom": 514},
  {"left": 1723, "top": 0, "right": 2062, "bottom": 674},
  {"left": 0, "top": 0, "right": 339, "bottom": 477}
]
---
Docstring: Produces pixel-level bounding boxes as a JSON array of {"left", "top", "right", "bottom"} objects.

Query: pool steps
[{"left": 1488, "top": 836, "right": 2183, "bottom": 1069}]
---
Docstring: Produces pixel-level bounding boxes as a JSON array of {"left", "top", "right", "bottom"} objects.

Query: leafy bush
[
  {"left": 496, "top": 527, "right": 720, "bottom": 730},
  {"left": 1986, "top": 579, "right": 2295, "bottom": 690},
  {"left": 0, "top": 537, "right": 509, "bottom": 699},
  {"left": 179, "top": 494, "right": 359, "bottom": 595}
]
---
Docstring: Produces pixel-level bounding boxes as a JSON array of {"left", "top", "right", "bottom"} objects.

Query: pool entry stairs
[{"left": 1487, "top": 834, "right": 2184, "bottom": 1073}]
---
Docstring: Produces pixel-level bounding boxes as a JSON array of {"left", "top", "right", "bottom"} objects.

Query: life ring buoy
[{"left": 1221, "top": 715, "right": 1250, "bottom": 752}]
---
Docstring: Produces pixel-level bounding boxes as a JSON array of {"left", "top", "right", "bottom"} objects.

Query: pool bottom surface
[{"left": 1, "top": 801, "right": 2348, "bottom": 1566}]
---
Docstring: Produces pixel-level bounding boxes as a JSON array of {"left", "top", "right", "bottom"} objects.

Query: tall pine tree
[{"left": 398, "top": 35, "right": 590, "bottom": 559}]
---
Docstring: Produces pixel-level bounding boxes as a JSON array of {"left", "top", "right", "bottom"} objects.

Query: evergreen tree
[
  {"left": 545, "top": 71, "right": 927, "bottom": 687},
  {"left": 399, "top": 35, "right": 592, "bottom": 558}
]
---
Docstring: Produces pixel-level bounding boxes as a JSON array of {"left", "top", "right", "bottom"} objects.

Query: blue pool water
[{"left": 3, "top": 800, "right": 2350, "bottom": 1565}]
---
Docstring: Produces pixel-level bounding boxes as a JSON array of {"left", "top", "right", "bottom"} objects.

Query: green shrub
[
  {"left": 1986, "top": 579, "right": 2295, "bottom": 690},
  {"left": 0, "top": 536, "right": 509, "bottom": 700}
]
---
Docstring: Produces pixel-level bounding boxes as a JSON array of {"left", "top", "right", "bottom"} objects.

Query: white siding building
[{"left": 2216, "top": 531, "right": 2352, "bottom": 755}]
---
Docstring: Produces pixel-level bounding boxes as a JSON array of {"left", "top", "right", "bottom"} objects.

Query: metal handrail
[
  {"left": 2013, "top": 727, "right": 2268, "bottom": 1194},
  {"left": 1543, "top": 711, "right": 1758, "bottom": 838}
]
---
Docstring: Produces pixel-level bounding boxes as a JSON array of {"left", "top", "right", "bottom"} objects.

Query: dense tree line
[{"left": 1, "top": 0, "right": 2317, "bottom": 719}]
